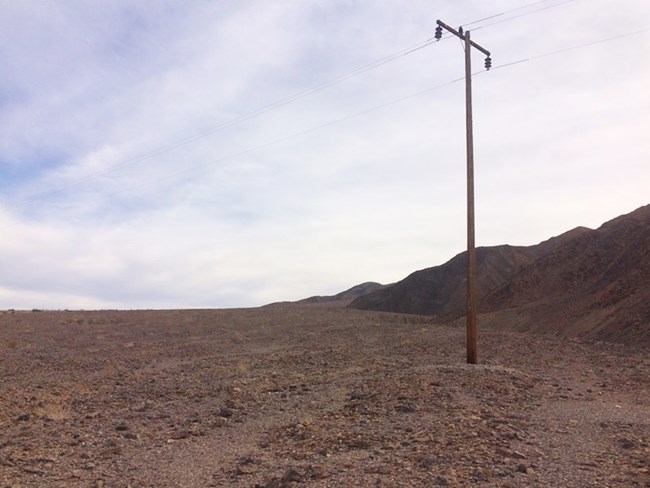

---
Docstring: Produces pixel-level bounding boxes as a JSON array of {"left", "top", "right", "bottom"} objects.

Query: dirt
[{"left": 1, "top": 306, "right": 649, "bottom": 487}]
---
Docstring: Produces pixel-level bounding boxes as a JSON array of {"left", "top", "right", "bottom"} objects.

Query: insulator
[
  {"left": 485, "top": 56, "right": 492, "bottom": 70},
  {"left": 434, "top": 26, "right": 443, "bottom": 40}
]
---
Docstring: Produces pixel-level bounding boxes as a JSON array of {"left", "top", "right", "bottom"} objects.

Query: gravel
[{"left": 0, "top": 307, "right": 648, "bottom": 487}]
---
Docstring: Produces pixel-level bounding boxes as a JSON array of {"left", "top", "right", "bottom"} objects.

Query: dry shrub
[
  {"left": 237, "top": 360, "right": 251, "bottom": 373},
  {"left": 36, "top": 400, "right": 73, "bottom": 421},
  {"left": 31, "top": 388, "right": 83, "bottom": 421}
]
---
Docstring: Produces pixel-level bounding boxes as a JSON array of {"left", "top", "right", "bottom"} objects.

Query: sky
[{"left": 0, "top": 0, "right": 649, "bottom": 310}]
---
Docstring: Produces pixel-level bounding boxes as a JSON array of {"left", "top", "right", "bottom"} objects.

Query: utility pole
[{"left": 435, "top": 20, "right": 491, "bottom": 365}]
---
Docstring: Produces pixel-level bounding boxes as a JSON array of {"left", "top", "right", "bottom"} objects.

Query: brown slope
[
  {"left": 297, "top": 281, "right": 388, "bottom": 304},
  {"left": 349, "top": 245, "right": 538, "bottom": 317},
  {"left": 482, "top": 204, "right": 650, "bottom": 344},
  {"left": 265, "top": 282, "right": 387, "bottom": 307},
  {"left": 349, "top": 204, "right": 650, "bottom": 346}
]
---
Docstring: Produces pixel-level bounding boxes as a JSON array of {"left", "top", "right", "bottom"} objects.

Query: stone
[
  {"left": 282, "top": 469, "right": 303, "bottom": 483},
  {"left": 170, "top": 429, "right": 190, "bottom": 440},
  {"left": 212, "top": 417, "right": 228, "bottom": 428},
  {"left": 350, "top": 391, "right": 365, "bottom": 400},
  {"left": 218, "top": 407, "right": 233, "bottom": 418},
  {"left": 434, "top": 476, "right": 450, "bottom": 486}
]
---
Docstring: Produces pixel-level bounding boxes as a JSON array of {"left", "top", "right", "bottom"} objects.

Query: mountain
[
  {"left": 349, "top": 245, "right": 537, "bottom": 316},
  {"left": 266, "top": 282, "right": 387, "bottom": 307},
  {"left": 349, "top": 205, "right": 650, "bottom": 346},
  {"left": 481, "top": 205, "right": 650, "bottom": 344},
  {"left": 297, "top": 282, "right": 388, "bottom": 305}
]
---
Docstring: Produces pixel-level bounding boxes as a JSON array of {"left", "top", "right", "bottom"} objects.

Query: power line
[
  {"left": 5, "top": 37, "right": 443, "bottom": 210},
  {"left": 0, "top": 76, "right": 465, "bottom": 230},
  {"left": 119, "top": 28, "right": 650, "bottom": 194},
  {"left": 472, "top": 0, "right": 576, "bottom": 32},
  {"left": 59, "top": 76, "right": 470, "bottom": 210},
  {"left": 463, "top": 0, "right": 557, "bottom": 27},
  {"left": 429, "top": 0, "right": 573, "bottom": 40},
  {"left": 480, "top": 27, "right": 650, "bottom": 73},
  {"left": 5, "top": 2, "right": 579, "bottom": 212},
  {"left": 4, "top": 25, "right": 644, "bottom": 230}
]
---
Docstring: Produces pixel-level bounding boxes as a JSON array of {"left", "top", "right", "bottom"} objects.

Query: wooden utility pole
[{"left": 435, "top": 20, "right": 491, "bottom": 365}]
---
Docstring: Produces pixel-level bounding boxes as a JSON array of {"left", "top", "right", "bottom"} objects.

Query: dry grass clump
[
  {"left": 35, "top": 401, "right": 73, "bottom": 421},
  {"left": 31, "top": 387, "right": 88, "bottom": 421}
]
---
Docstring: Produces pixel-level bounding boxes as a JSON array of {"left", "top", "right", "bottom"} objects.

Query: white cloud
[{"left": 0, "top": 0, "right": 649, "bottom": 308}]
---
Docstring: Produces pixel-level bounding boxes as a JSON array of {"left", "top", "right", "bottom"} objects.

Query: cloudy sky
[{"left": 1, "top": 0, "right": 648, "bottom": 309}]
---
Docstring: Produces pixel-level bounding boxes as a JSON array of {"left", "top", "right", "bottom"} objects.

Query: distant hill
[
  {"left": 266, "top": 282, "right": 387, "bottom": 307},
  {"left": 297, "top": 282, "right": 388, "bottom": 305},
  {"left": 349, "top": 205, "right": 650, "bottom": 346},
  {"left": 349, "top": 245, "right": 537, "bottom": 317}
]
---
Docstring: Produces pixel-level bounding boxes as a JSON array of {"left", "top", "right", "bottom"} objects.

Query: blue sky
[{"left": 0, "top": 0, "right": 649, "bottom": 309}]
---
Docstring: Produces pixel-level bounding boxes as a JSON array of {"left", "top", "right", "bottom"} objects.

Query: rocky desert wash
[{"left": 1, "top": 307, "right": 648, "bottom": 487}]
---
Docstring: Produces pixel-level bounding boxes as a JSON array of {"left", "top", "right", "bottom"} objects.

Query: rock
[
  {"left": 115, "top": 423, "right": 129, "bottom": 431},
  {"left": 255, "top": 479, "right": 282, "bottom": 488},
  {"left": 395, "top": 404, "right": 416, "bottom": 413},
  {"left": 236, "top": 465, "right": 257, "bottom": 475},
  {"left": 435, "top": 476, "right": 450, "bottom": 486},
  {"left": 211, "top": 417, "right": 228, "bottom": 428},
  {"left": 17, "top": 414, "right": 29, "bottom": 421},
  {"left": 500, "top": 431, "right": 520, "bottom": 440},
  {"left": 281, "top": 469, "right": 303, "bottom": 483},
  {"left": 634, "top": 472, "right": 650, "bottom": 486},
  {"left": 218, "top": 407, "right": 233, "bottom": 418},
  {"left": 170, "top": 429, "right": 190, "bottom": 440},
  {"left": 619, "top": 438, "right": 635, "bottom": 449},
  {"left": 101, "top": 447, "right": 122, "bottom": 458},
  {"left": 350, "top": 391, "right": 365, "bottom": 400},
  {"left": 307, "top": 466, "right": 328, "bottom": 480},
  {"left": 133, "top": 401, "right": 151, "bottom": 412},
  {"left": 517, "top": 464, "right": 528, "bottom": 474}
]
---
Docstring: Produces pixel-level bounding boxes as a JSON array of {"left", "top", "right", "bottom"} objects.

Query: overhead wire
[
  {"left": 5, "top": 0, "right": 582, "bottom": 213},
  {"left": 490, "top": 27, "right": 650, "bottom": 68},
  {"left": 0, "top": 75, "right": 465, "bottom": 231},
  {"left": 426, "top": 0, "right": 573, "bottom": 41},
  {"left": 4, "top": 37, "right": 444, "bottom": 210},
  {"left": 471, "top": 0, "right": 576, "bottom": 32},
  {"left": 462, "top": 0, "right": 553, "bottom": 27},
  {"left": 3, "top": 25, "right": 644, "bottom": 230},
  {"left": 91, "top": 76, "right": 468, "bottom": 207}
]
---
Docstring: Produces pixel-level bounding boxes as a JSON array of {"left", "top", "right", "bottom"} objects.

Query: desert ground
[{"left": 1, "top": 306, "right": 649, "bottom": 487}]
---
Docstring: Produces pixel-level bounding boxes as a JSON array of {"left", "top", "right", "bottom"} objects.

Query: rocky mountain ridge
[
  {"left": 266, "top": 281, "right": 387, "bottom": 307},
  {"left": 350, "top": 205, "right": 650, "bottom": 346}
]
